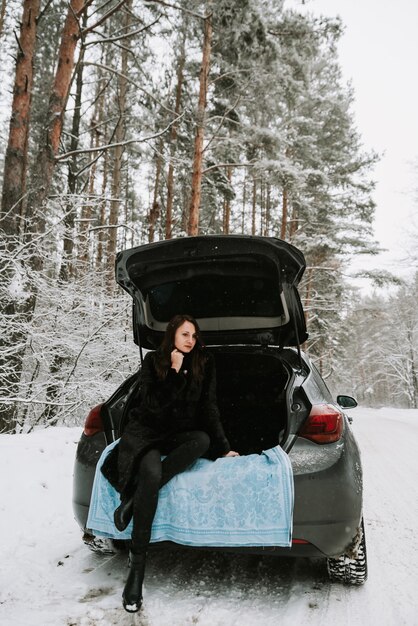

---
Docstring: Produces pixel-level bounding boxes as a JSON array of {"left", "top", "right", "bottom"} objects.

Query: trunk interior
[{"left": 212, "top": 349, "right": 290, "bottom": 455}]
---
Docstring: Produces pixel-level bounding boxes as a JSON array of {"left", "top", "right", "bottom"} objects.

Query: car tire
[{"left": 326, "top": 518, "right": 368, "bottom": 585}]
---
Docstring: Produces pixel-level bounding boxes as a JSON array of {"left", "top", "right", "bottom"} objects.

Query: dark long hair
[{"left": 154, "top": 314, "right": 206, "bottom": 381}]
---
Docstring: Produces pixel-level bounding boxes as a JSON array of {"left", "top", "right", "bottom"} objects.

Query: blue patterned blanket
[{"left": 87, "top": 440, "right": 294, "bottom": 547}]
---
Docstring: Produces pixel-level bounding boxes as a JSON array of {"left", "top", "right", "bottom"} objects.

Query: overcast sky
[{"left": 287, "top": 0, "right": 418, "bottom": 280}]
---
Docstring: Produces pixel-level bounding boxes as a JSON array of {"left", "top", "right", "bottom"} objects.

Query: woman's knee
[
  {"left": 193, "top": 430, "right": 210, "bottom": 455},
  {"left": 138, "top": 450, "right": 162, "bottom": 487}
]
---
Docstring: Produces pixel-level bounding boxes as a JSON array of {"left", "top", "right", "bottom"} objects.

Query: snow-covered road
[{"left": 1, "top": 407, "right": 417, "bottom": 626}]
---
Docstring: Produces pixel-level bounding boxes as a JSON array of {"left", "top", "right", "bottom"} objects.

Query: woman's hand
[
  {"left": 223, "top": 450, "right": 240, "bottom": 457},
  {"left": 170, "top": 349, "right": 184, "bottom": 373}
]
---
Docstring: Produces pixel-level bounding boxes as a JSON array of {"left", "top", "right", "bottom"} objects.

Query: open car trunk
[
  {"left": 115, "top": 235, "right": 308, "bottom": 350},
  {"left": 211, "top": 348, "right": 291, "bottom": 455}
]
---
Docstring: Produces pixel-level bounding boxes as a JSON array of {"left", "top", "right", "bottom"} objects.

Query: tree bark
[
  {"left": 303, "top": 266, "right": 314, "bottom": 329},
  {"left": 264, "top": 182, "right": 271, "bottom": 236},
  {"left": 187, "top": 11, "right": 212, "bottom": 236},
  {"left": 408, "top": 329, "right": 418, "bottom": 409},
  {"left": 26, "top": 0, "right": 84, "bottom": 243},
  {"left": 106, "top": 1, "right": 131, "bottom": 280},
  {"left": 222, "top": 166, "right": 232, "bottom": 234},
  {"left": 149, "top": 146, "right": 163, "bottom": 242},
  {"left": 80, "top": 44, "right": 108, "bottom": 269},
  {"left": 96, "top": 145, "right": 109, "bottom": 270},
  {"left": 251, "top": 176, "right": 256, "bottom": 235},
  {"left": 0, "top": 0, "right": 7, "bottom": 40},
  {"left": 280, "top": 186, "right": 288, "bottom": 240},
  {"left": 260, "top": 179, "right": 265, "bottom": 235},
  {"left": 241, "top": 175, "right": 247, "bottom": 233},
  {"left": 60, "top": 11, "right": 88, "bottom": 281},
  {"left": 1, "top": 0, "right": 40, "bottom": 237},
  {"left": 0, "top": 0, "right": 40, "bottom": 432},
  {"left": 166, "top": 27, "right": 187, "bottom": 240},
  {"left": 289, "top": 202, "right": 298, "bottom": 238}
]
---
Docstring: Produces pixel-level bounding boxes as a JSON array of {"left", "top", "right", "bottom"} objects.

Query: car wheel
[{"left": 326, "top": 519, "right": 368, "bottom": 585}]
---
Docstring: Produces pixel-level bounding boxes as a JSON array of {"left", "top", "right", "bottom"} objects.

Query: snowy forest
[{"left": 0, "top": 0, "right": 417, "bottom": 435}]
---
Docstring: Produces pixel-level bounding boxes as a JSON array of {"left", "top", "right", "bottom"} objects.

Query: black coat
[{"left": 101, "top": 350, "right": 230, "bottom": 495}]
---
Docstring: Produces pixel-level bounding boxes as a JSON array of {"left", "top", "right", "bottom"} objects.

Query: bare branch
[
  {"left": 37, "top": 0, "right": 55, "bottom": 23},
  {"left": 62, "top": 304, "right": 130, "bottom": 387},
  {"left": 83, "top": 18, "right": 160, "bottom": 47},
  {"left": 202, "top": 161, "right": 256, "bottom": 174},
  {"left": 144, "top": 0, "right": 206, "bottom": 19},
  {"left": 88, "top": 223, "right": 138, "bottom": 234},
  {"left": 13, "top": 29, "right": 24, "bottom": 56},
  {"left": 85, "top": 0, "right": 114, "bottom": 20},
  {"left": 8, "top": 207, "right": 79, "bottom": 262},
  {"left": 203, "top": 91, "right": 245, "bottom": 153},
  {"left": 82, "top": 61, "right": 179, "bottom": 115},
  {"left": 73, "top": 112, "right": 121, "bottom": 178},
  {"left": 55, "top": 113, "right": 185, "bottom": 161},
  {"left": 77, "top": 0, "right": 96, "bottom": 16},
  {"left": 210, "top": 68, "right": 253, "bottom": 85},
  {"left": 2, "top": 397, "right": 80, "bottom": 407},
  {"left": 82, "top": 0, "right": 127, "bottom": 36}
]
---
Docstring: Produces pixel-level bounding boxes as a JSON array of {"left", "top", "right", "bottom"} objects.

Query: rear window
[
  {"left": 147, "top": 274, "right": 283, "bottom": 320},
  {"left": 134, "top": 255, "right": 284, "bottom": 322}
]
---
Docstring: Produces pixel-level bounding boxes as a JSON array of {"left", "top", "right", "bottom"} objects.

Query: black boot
[
  {"left": 122, "top": 551, "right": 146, "bottom": 613},
  {"left": 114, "top": 497, "right": 134, "bottom": 532}
]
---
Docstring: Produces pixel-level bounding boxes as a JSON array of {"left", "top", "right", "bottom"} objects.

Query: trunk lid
[{"left": 115, "top": 235, "right": 308, "bottom": 350}]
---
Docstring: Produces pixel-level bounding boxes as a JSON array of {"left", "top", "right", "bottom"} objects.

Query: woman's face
[{"left": 174, "top": 321, "right": 197, "bottom": 353}]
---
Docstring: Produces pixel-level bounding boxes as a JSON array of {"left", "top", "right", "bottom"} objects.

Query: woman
[{"left": 101, "top": 314, "right": 239, "bottom": 613}]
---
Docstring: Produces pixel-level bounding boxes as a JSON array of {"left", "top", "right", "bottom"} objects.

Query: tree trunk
[
  {"left": 78, "top": 118, "right": 101, "bottom": 268},
  {"left": 80, "top": 44, "right": 108, "bottom": 269},
  {"left": 166, "top": 27, "right": 187, "bottom": 240},
  {"left": 408, "top": 329, "right": 418, "bottom": 409},
  {"left": 304, "top": 266, "right": 314, "bottom": 329},
  {"left": 289, "top": 202, "right": 298, "bottom": 238},
  {"left": 264, "top": 182, "right": 271, "bottom": 236},
  {"left": 60, "top": 11, "right": 88, "bottom": 281},
  {"left": 123, "top": 169, "right": 130, "bottom": 250},
  {"left": 149, "top": 147, "right": 163, "bottom": 242},
  {"left": 223, "top": 166, "right": 232, "bottom": 234},
  {"left": 96, "top": 146, "right": 109, "bottom": 270},
  {"left": 0, "top": 0, "right": 40, "bottom": 432},
  {"left": 280, "top": 186, "right": 288, "bottom": 240},
  {"left": 187, "top": 11, "right": 212, "bottom": 236},
  {"left": 241, "top": 175, "right": 247, "bottom": 233},
  {"left": 260, "top": 179, "right": 265, "bottom": 235},
  {"left": 251, "top": 176, "right": 256, "bottom": 235},
  {"left": 0, "top": 0, "right": 7, "bottom": 40},
  {"left": 106, "top": 2, "right": 131, "bottom": 280},
  {"left": 1, "top": 0, "right": 40, "bottom": 237},
  {"left": 25, "top": 0, "right": 84, "bottom": 243}
]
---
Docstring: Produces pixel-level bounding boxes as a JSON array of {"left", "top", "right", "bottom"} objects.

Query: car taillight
[
  {"left": 83, "top": 404, "right": 104, "bottom": 436},
  {"left": 298, "top": 404, "right": 343, "bottom": 444}
]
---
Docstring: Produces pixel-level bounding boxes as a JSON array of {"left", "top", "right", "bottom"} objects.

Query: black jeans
[{"left": 130, "top": 430, "right": 210, "bottom": 553}]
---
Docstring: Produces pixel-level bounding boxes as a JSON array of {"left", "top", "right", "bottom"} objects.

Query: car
[{"left": 72, "top": 234, "right": 367, "bottom": 585}]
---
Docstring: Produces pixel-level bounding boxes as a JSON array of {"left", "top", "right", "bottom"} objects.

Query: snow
[{"left": 1, "top": 408, "right": 418, "bottom": 626}]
